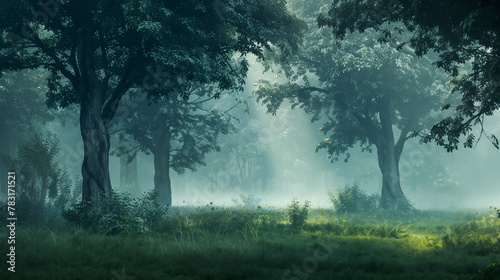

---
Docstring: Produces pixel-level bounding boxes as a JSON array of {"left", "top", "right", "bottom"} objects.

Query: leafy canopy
[{"left": 317, "top": 0, "right": 500, "bottom": 151}]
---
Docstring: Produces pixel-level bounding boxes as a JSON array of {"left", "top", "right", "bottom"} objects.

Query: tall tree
[
  {"left": 256, "top": 1, "right": 450, "bottom": 203},
  {"left": 119, "top": 155, "right": 140, "bottom": 196},
  {"left": 112, "top": 86, "right": 242, "bottom": 205},
  {"left": 0, "top": 0, "right": 304, "bottom": 204},
  {"left": 318, "top": 0, "right": 500, "bottom": 151}
]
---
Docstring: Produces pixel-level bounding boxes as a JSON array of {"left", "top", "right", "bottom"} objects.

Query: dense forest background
[
  {"left": 0, "top": 1, "right": 499, "bottom": 279},
  {"left": 0, "top": 0, "right": 498, "bottom": 210}
]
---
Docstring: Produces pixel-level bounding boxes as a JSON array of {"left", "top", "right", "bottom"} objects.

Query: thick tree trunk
[
  {"left": 120, "top": 155, "right": 140, "bottom": 196},
  {"left": 80, "top": 98, "right": 112, "bottom": 203},
  {"left": 376, "top": 143, "right": 404, "bottom": 201},
  {"left": 376, "top": 96, "right": 405, "bottom": 205},
  {"left": 153, "top": 128, "right": 172, "bottom": 206},
  {"left": 77, "top": 26, "right": 112, "bottom": 203}
]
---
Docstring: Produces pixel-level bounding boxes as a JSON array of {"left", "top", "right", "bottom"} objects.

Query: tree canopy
[
  {"left": 317, "top": 0, "right": 500, "bottom": 151},
  {"left": 112, "top": 85, "right": 241, "bottom": 205},
  {"left": 0, "top": 0, "right": 305, "bottom": 204},
  {"left": 256, "top": 0, "right": 451, "bottom": 202}
]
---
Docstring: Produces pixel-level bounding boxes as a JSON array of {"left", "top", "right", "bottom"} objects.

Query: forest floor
[{"left": 1, "top": 206, "right": 499, "bottom": 280}]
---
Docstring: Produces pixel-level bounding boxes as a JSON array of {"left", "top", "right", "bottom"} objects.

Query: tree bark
[
  {"left": 376, "top": 96, "right": 405, "bottom": 205},
  {"left": 153, "top": 127, "right": 172, "bottom": 206},
  {"left": 120, "top": 155, "right": 140, "bottom": 196},
  {"left": 77, "top": 26, "right": 112, "bottom": 203},
  {"left": 80, "top": 97, "right": 112, "bottom": 203},
  {"left": 376, "top": 142, "right": 404, "bottom": 201}
]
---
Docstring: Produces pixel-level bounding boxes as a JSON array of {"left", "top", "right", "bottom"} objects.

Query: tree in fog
[
  {"left": 256, "top": 1, "right": 451, "bottom": 204},
  {"left": 0, "top": 69, "right": 55, "bottom": 200},
  {"left": 0, "top": 0, "right": 304, "bottom": 205},
  {"left": 112, "top": 86, "right": 242, "bottom": 205},
  {"left": 319, "top": 0, "right": 500, "bottom": 151}
]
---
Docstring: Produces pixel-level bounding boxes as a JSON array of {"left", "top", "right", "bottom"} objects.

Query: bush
[
  {"left": 329, "top": 184, "right": 418, "bottom": 219},
  {"left": 490, "top": 206, "right": 500, "bottom": 219},
  {"left": 285, "top": 197, "right": 310, "bottom": 231},
  {"left": 329, "top": 184, "right": 379, "bottom": 215},
  {"left": 1, "top": 133, "right": 74, "bottom": 224},
  {"left": 62, "top": 190, "right": 168, "bottom": 235},
  {"left": 379, "top": 196, "right": 417, "bottom": 220},
  {"left": 476, "top": 263, "right": 500, "bottom": 280},
  {"left": 442, "top": 215, "right": 500, "bottom": 256}
]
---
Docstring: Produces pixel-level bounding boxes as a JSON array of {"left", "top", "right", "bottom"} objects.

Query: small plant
[
  {"left": 329, "top": 184, "right": 378, "bottom": 215},
  {"left": 285, "top": 197, "right": 310, "bottom": 231},
  {"left": 62, "top": 190, "right": 168, "bottom": 235},
  {"left": 490, "top": 206, "right": 500, "bottom": 219},
  {"left": 476, "top": 263, "right": 500, "bottom": 280},
  {"left": 132, "top": 191, "right": 169, "bottom": 231},
  {"left": 379, "top": 197, "right": 417, "bottom": 220},
  {"left": 0, "top": 133, "right": 73, "bottom": 224}
]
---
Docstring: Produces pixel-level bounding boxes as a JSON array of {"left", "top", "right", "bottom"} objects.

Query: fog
[
  {"left": 2, "top": 1, "right": 500, "bottom": 279},
  {"left": 25, "top": 57, "right": 496, "bottom": 211}
]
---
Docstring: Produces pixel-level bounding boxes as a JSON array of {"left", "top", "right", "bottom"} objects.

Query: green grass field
[{"left": 1, "top": 205, "right": 499, "bottom": 280}]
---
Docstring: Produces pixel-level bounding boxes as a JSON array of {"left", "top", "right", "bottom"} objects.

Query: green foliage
[
  {"left": 285, "top": 197, "right": 310, "bottom": 230},
  {"left": 1, "top": 133, "right": 72, "bottom": 223},
  {"left": 329, "top": 184, "right": 417, "bottom": 219},
  {"left": 379, "top": 197, "right": 418, "bottom": 220},
  {"left": 255, "top": 0, "right": 450, "bottom": 205},
  {"left": 0, "top": 69, "right": 54, "bottom": 132},
  {"left": 318, "top": 0, "right": 500, "bottom": 151},
  {"left": 476, "top": 263, "right": 500, "bottom": 280},
  {"left": 1, "top": 0, "right": 305, "bottom": 209},
  {"left": 112, "top": 88, "right": 241, "bottom": 176},
  {"left": 256, "top": 2, "right": 449, "bottom": 163},
  {"left": 62, "top": 190, "right": 168, "bottom": 235},
  {"left": 490, "top": 206, "right": 500, "bottom": 219},
  {"left": 173, "top": 207, "right": 259, "bottom": 237},
  {"left": 442, "top": 215, "right": 500, "bottom": 256},
  {"left": 133, "top": 191, "right": 169, "bottom": 231},
  {"left": 2, "top": 207, "right": 498, "bottom": 279},
  {"left": 329, "top": 184, "right": 379, "bottom": 215}
]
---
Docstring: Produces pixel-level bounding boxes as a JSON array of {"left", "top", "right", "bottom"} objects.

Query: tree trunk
[
  {"left": 77, "top": 26, "right": 112, "bottom": 204},
  {"left": 376, "top": 96, "right": 405, "bottom": 205},
  {"left": 120, "top": 155, "right": 140, "bottom": 196},
  {"left": 80, "top": 98, "right": 112, "bottom": 203},
  {"left": 153, "top": 127, "right": 172, "bottom": 206},
  {"left": 376, "top": 142, "right": 404, "bottom": 201}
]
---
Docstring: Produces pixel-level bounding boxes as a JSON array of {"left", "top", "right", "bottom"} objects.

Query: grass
[{"left": 0, "top": 206, "right": 499, "bottom": 280}]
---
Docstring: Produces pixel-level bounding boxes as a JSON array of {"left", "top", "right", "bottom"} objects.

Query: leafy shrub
[
  {"left": 329, "top": 184, "right": 379, "bottom": 215},
  {"left": 1, "top": 133, "right": 73, "bottom": 224},
  {"left": 476, "top": 263, "right": 500, "bottom": 280},
  {"left": 285, "top": 197, "right": 310, "bottom": 230},
  {"left": 133, "top": 191, "right": 169, "bottom": 231},
  {"left": 379, "top": 197, "right": 418, "bottom": 220},
  {"left": 442, "top": 215, "right": 500, "bottom": 256},
  {"left": 329, "top": 184, "right": 418, "bottom": 219},
  {"left": 490, "top": 206, "right": 500, "bottom": 219},
  {"left": 62, "top": 190, "right": 168, "bottom": 235}
]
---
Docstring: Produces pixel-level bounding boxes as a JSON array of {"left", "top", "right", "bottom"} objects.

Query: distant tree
[
  {"left": 118, "top": 155, "right": 140, "bottom": 197},
  {"left": 0, "top": 69, "right": 55, "bottom": 200},
  {"left": 2, "top": 133, "right": 72, "bottom": 222},
  {"left": 256, "top": 1, "right": 450, "bottom": 204},
  {"left": 318, "top": 0, "right": 500, "bottom": 151},
  {"left": 0, "top": 0, "right": 305, "bottom": 205},
  {"left": 112, "top": 85, "right": 242, "bottom": 205}
]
